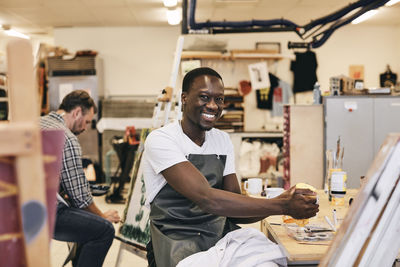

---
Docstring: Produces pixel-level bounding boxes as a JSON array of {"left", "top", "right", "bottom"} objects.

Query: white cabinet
[{"left": 324, "top": 96, "right": 400, "bottom": 188}]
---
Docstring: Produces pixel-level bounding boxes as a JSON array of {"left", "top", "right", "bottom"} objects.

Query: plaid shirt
[{"left": 40, "top": 112, "right": 93, "bottom": 208}]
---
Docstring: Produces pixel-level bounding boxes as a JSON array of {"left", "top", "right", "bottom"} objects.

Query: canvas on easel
[
  {"left": 118, "top": 128, "right": 152, "bottom": 249},
  {"left": 320, "top": 133, "right": 400, "bottom": 267}
]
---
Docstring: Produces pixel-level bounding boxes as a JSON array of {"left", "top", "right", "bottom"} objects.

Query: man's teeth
[{"left": 203, "top": 113, "right": 215, "bottom": 119}]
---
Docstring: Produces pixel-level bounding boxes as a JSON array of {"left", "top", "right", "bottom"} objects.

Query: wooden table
[{"left": 261, "top": 189, "right": 358, "bottom": 265}]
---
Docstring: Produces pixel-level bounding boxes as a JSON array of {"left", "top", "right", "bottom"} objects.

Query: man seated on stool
[
  {"left": 40, "top": 90, "right": 120, "bottom": 267},
  {"left": 143, "top": 67, "right": 319, "bottom": 267}
]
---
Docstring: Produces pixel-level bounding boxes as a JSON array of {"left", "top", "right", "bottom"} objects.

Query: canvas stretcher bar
[{"left": 6, "top": 39, "right": 50, "bottom": 267}]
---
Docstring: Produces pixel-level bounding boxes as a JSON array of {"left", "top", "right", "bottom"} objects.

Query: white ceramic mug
[
  {"left": 244, "top": 178, "right": 263, "bottom": 195},
  {"left": 265, "top": 187, "right": 284, "bottom": 199}
]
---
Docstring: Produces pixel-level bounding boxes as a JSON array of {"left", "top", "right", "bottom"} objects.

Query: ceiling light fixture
[
  {"left": 385, "top": 0, "right": 400, "bottom": 6},
  {"left": 1, "top": 25, "right": 30, "bottom": 39},
  {"left": 163, "top": 0, "right": 178, "bottom": 7},
  {"left": 351, "top": 10, "right": 378, "bottom": 24},
  {"left": 166, "top": 8, "right": 182, "bottom": 25},
  {"left": 4, "top": 29, "right": 30, "bottom": 39}
]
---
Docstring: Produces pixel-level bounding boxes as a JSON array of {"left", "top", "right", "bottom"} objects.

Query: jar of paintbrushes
[{"left": 326, "top": 136, "right": 346, "bottom": 205}]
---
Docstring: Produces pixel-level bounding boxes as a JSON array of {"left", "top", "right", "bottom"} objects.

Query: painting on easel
[{"left": 118, "top": 128, "right": 152, "bottom": 248}]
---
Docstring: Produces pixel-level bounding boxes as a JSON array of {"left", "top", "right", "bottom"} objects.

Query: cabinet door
[
  {"left": 374, "top": 98, "right": 400, "bottom": 155},
  {"left": 325, "top": 98, "right": 374, "bottom": 188}
]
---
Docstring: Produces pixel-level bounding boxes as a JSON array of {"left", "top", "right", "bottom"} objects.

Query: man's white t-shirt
[{"left": 143, "top": 121, "right": 236, "bottom": 206}]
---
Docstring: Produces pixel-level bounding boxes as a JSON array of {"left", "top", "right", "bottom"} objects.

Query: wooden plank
[
  {"left": 0, "top": 122, "right": 39, "bottom": 156},
  {"left": 358, "top": 173, "right": 400, "bottom": 266},
  {"left": 181, "top": 50, "right": 290, "bottom": 60},
  {"left": 289, "top": 105, "right": 324, "bottom": 189},
  {"left": 7, "top": 39, "right": 50, "bottom": 267}
]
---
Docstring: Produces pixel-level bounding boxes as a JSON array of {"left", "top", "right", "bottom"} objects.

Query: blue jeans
[{"left": 54, "top": 203, "right": 115, "bottom": 267}]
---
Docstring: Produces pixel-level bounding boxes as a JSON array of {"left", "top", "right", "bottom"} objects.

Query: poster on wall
[
  {"left": 248, "top": 62, "right": 270, "bottom": 90},
  {"left": 181, "top": 60, "right": 201, "bottom": 75}
]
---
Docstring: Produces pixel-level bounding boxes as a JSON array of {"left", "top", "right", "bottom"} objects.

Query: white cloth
[
  {"left": 177, "top": 228, "right": 287, "bottom": 267},
  {"left": 143, "top": 121, "right": 236, "bottom": 205}
]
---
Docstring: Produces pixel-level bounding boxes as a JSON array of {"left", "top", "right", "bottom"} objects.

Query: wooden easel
[
  {"left": 114, "top": 36, "right": 184, "bottom": 266},
  {"left": 320, "top": 133, "right": 400, "bottom": 267},
  {"left": 0, "top": 39, "right": 50, "bottom": 266}
]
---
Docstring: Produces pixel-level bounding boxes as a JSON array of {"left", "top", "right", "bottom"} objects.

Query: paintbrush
[
  {"left": 340, "top": 147, "right": 344, "bottom": 169},
  {"left": 336, "top": 136, "right": 341, "bottom": 169}
]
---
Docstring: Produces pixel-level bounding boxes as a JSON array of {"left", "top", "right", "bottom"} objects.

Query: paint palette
[{"left": 284, "top": 223, "right": 334, "bottom": 242}]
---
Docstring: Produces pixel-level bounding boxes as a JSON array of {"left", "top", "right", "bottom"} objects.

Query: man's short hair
[
  {"left": 59, "top": 90, "right": 97, "bottom": 114},
  {"left": 182, "top": 67, "right": 223, "bottom": 93}
]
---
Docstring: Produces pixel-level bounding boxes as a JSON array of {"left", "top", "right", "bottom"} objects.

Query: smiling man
[{"left": 143, "top": 67, "right": 318, "bottom": 267}]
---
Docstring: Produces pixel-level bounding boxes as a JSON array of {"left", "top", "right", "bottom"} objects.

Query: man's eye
[
  {"left": 200, "top": 95, "right": 209, "bottom": 101},
  {"left": 216, "top": 97, "right": 224, "bottom": 103}
]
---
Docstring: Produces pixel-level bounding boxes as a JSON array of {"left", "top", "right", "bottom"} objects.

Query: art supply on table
[
  {"left": 284, "top": 223, "right": 334, "bottom": 242},
  {"left": 324, "top": 215, "right": 336, "bottom": 232},
  {"left": 333, "top": 209, "right": 338, "bottom": 227},
  {"left": 330, "top": 171, "right": 347, "bottom": 206},
  {"left": 327, "top": 136, "right": 346, "bottom": 204},
  {"left": 297, "top": 242, "right": 330, "bottom": 246}
]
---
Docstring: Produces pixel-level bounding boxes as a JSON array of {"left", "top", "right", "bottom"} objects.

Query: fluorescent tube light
[
  {"left": 4, "top": 29, "right": 30, "bottom": 39},
  {"left": 385, "top": 0, "right": 400, "bottom": 6},
  {"left": 163, "top": 0, "right": 178, "bottom": 7},
  {"left": 166, "top": 8, "right": 181, "bottom": 25},
  {"left": 351, "top": 10, "right": 378, "bottom": 24}
]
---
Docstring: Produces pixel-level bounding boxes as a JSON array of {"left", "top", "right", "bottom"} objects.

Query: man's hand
[
  {"left": 103, "top": 209, "right": 121, "bottom": 223},
  {"left": 278, "top": 186, "right": 319, "bottom": 219}
]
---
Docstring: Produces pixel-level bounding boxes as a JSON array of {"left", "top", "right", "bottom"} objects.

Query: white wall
[
  {"left": 54, "top": 25, "right": 400, "bottom": 96},
  {"left": 318, "top": 25, "right": 400, "bottom": 91},
  {"left": 54, "top": 27, "right": 180, "bottom": 97}
]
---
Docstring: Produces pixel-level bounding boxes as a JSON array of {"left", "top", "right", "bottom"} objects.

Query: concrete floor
[{"left": 50, "top": 194, "right": 148, "bottom": 267}]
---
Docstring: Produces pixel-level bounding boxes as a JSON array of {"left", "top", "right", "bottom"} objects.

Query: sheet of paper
[
  {"left": 248, "top": 62, "right": 270, "bottom": 90},
  {"left": 58, "top": 83, "right": 73, "bottom": 103}
]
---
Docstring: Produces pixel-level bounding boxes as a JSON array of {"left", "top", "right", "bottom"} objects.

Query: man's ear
[
  {"left": 181, "top": 92, "right": 187, "bottom": 105},
  {"left": 72, "top": 106, "right": 82, "bottom": 118}
]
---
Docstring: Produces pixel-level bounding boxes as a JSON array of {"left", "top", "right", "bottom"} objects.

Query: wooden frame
[
  {"left": 320, "top": 133, "right": 400, "bottom": 267},
  {"left": 0, "top": 39, "right": 50, "bottom": 267}
]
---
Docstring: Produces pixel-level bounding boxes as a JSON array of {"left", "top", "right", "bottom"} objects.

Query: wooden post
[{"left": 7, "top": 39, "right": 50, "bottom": 267}]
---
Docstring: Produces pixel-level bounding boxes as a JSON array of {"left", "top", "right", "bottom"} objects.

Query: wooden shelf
[
  {"left": 181, "top": 50, "right": 293, "bottom": 60},
  {"left": 0, "top": 97, "right": 8, "bottom": 102}
]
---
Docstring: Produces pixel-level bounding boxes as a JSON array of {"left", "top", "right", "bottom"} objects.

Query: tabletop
[{"left": 261, "top": 189, "right": 358, "bottom": 265}]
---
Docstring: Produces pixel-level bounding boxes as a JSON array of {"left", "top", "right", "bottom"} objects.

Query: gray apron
[{"left": 149, "top": 154, "right": 239, "bottom": 267}]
